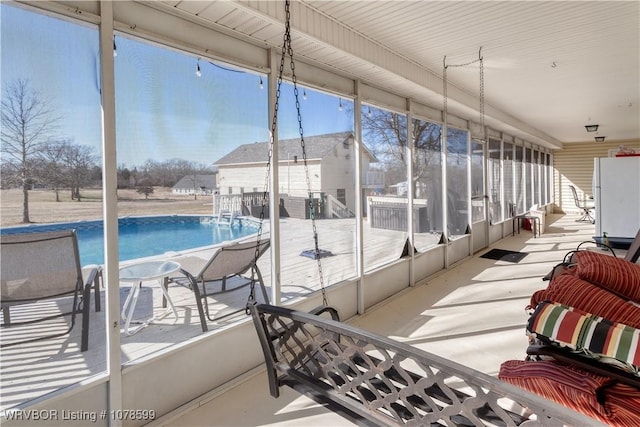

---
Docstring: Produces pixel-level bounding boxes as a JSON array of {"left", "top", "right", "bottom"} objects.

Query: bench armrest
[{"left": 251, "top": 303, "right": 601, "bottom": 426}]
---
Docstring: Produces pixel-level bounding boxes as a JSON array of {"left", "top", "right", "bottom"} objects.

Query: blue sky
[
  {"left": 1, "top": 4, "right": 354, "bottom": 168},
  {"left": 1, "top": 6, "right": 103, "bottom": 155}
]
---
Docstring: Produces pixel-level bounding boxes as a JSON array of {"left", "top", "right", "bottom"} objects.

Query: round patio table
[{"left": 119, "top": 260, "right": 181, "bottom": 336}]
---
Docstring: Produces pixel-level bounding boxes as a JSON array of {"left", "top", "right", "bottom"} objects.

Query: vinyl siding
[
  {"left": 552, "top": 139, "right": 640, "bottom": 213},
  {"left": 217, "top": 162, "right": 322, "bottom": 197}
]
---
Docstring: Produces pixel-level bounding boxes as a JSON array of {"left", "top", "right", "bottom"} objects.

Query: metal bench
[{"left": 250, "top": 303, "right": 600, "bottom": 426}]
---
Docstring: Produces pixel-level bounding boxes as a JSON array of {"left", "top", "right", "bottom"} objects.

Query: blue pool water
[{"left": 0, "top": 215, "right": 259, "bottom": 266}]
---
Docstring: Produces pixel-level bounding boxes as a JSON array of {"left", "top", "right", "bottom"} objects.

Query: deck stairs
[
  {"left": 326, "top": 194, "right": 354, "bottom": 219},
  {"left": 215, "top": 195, "right": 242, "bottom": 226}
]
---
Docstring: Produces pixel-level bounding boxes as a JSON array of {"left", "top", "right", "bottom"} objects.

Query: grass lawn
[{"left": 1, "top": 187, "right": 213, "bottom": 227}]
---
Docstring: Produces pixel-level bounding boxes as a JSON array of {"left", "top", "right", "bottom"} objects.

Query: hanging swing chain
[
  {"left": 282, "top": 0, "right": 328, "bottom": 306},
  {"left": 479, "top": 47, "right": 486, "bottom": 142},
  {"left": 443, "top": 47, "right": 483, "bottom": 69},
  {"left": 442, "top": 47, "right": 485, "bottom": 142},
  {"left": 443, "top": 56, "right": 448, "bottom": 130},
  {"left": 248, "top": 0, "right": 327, "bottom": 310}
]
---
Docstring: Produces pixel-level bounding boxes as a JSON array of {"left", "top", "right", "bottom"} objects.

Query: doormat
[{"left": 480, "top": 248, "right": 528, "bottom": 263}]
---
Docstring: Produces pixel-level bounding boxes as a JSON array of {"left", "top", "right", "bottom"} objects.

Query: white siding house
[
  {"left": 215, "top": 132, "right": 377, "bottom": 214},
  {"left": 171, "top": 174, "right": 218, "bottom": 196}
]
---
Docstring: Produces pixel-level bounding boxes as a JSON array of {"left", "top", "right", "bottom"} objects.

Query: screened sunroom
[{"left": 1, "top": 1, "right": 639, "bottom": 426}]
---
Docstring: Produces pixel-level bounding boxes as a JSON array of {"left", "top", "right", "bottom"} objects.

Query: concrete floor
[{"left": 153, "top": 214, "right": 602, "bottom": 427}]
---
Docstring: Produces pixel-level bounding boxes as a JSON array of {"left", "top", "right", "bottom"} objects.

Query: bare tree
[
  {"left": 62, "top": 143, "right": 98, "bottom": 201},
  {"left": 39, "top": 140, "right": 70, "bottom": 201},
  {"left": 117, "top": 165, "right": 132, "bottom": 188},
  {"left": 362, "top": 107, "right": 441, "bottom": 195},
  {"left": 136, "top": 173, "right": 154, "bottom": 199},
  {"left": 1, "top": 79, "right": 60, "bottom": 222},
  {"left": 362, "top": 107, "right": 445, "bottom": 232}
]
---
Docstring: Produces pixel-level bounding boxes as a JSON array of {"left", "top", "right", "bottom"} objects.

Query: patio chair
[
  {"left": 174, "top": 239, "right": 270, "bottom": 332},
  {"left": 569, "top": 185, "right": 595, "bottom": 223},
  {"left": 625, "top": 228, "right": 640, "bottom": 263},
  {"left": 1, "top": 230, "right": 100, "bottom": 351}
]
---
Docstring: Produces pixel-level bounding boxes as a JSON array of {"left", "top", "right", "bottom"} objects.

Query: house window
[
  {"left": 488, "top": 138, "right": 502, "bottom": 223},
  {"left": 515, "top": 143, "right": 525, "bottom": 214},
  {"left": 277, "top": 83, "right": 356, "bottom": 296},
  {"left": 471, "top": 140, "right": 486, "bottom": 223},
  {"left": 362, "top": 104, "right": 408, "bottom": 271},
  {"left": 0, "top": 3, "right": 105, "bottom": 408},
  {"left": 337, "top": 188, "right": 346, "bottom": 205},
  {"left": 413, "top": 117, "right": 443, "bottom": 251},
  {"left": 526, "top": 147, "right": 533, "bottom": 210},
  {"left": 503, "top": 141, "right": 514, "bottom": 219},
  {"left": 446, "top": 126, "right": 469, "bottom": 238}
]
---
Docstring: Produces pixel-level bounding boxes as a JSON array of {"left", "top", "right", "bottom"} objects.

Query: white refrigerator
[{"left": 593, "top": 156, "right": 640, "bottom": 241}]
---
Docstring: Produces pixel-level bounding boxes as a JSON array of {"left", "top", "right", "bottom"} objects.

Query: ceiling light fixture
[
  {"left": 338, "top": 98, "right": 343, "bottom": 111},
  {"left": 113, "top": 36, "right": 117, "bottom": 57},
  {"left": 585, "top": 124, "right": 599, "bottom": 132},
  {"left": 259, "top": 76, "right": 264, "bottom": 89},
  {"left": 595, "top": 136, "right": 606, "bottom": 142},
  {"left": 195, "top": 59, "right": 202, "bottom": 77}
]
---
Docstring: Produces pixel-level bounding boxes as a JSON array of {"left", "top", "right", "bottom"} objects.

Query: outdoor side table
[
  {"left": 512, "top": 214, "right": 540, "bottom": 238},
  {"left": 119, "top": 260, "right": 181, "bottom": 336}
]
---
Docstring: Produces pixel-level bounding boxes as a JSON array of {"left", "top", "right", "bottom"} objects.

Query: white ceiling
[{"left": 161, "top": 0, "right": 639, "bottom": 148}]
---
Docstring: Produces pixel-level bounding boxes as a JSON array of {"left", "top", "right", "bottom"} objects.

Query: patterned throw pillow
[
  {"left": 574, "top": 250, "right": 640, "bottom": 302},
  {"left": 530, "top": 274, "right": 640, "bottom": 329},
  {"left": 499, "top": 359, "right": 640, "bottom": 426},
  {"left": 527, "top": 301, "right": 640, "bottom": 375}
]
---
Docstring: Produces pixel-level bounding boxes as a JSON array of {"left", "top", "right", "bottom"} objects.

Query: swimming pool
[{"left": 0, "top": 215, "right": 260, "bottom": 266}]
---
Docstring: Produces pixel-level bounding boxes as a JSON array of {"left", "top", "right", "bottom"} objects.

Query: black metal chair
[{"left": 569, "top": 185, "right": 595, "bottom": 223}]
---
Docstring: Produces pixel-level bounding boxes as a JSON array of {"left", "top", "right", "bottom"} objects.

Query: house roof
[
  {"left": 172, "top": 174, "right": 217, "bottom": 190},
  {"left": 215, "top": 131, "right": 374, "bottom": 166}
]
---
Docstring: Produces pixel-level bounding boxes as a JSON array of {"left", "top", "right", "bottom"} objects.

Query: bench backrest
[
  {"left": 251, "top": 303, "right": 602, "bottom": 426},
  {"left": 1, "top": 230, "right": 83, "bottom": 304}
]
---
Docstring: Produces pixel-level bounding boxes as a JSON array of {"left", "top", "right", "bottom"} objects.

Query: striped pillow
[
  {"left": 530, "top": 274, "right": 640, "bottom": 329},
  {"left": 574, "top": 250, "right": 640, "bottom": 302},
  {"left": 527, "top": 301, "right": 640, "bottom": 374},
  {"left": 499, "top": 359, "right": 640, "bottom": 426}
]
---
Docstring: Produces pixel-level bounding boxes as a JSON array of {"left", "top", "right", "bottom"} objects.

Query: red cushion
[
  {"left": 574, "top": 251, "right": 640, "bottom": 302},
  {"left": 499, "top": 359, "right": 640, "bottom": 426},
  {"left": 530, "top": 274, "right": 640, "bottom": 329}
]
